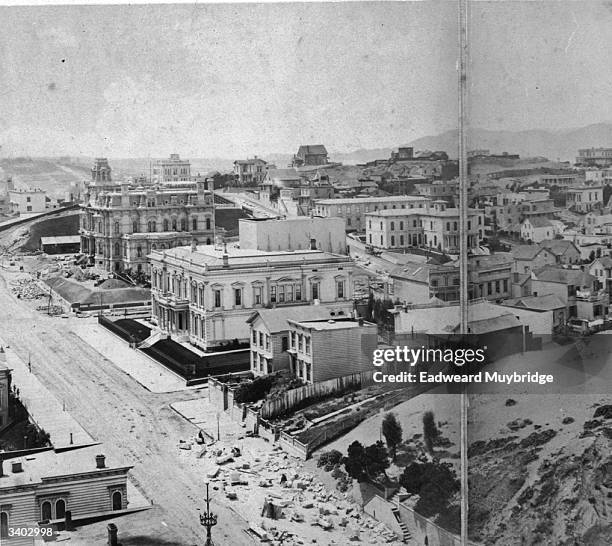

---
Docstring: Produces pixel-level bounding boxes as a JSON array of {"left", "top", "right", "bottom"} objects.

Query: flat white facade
[
  {"left": 238, "top": 217, "right": 347, "bottom": 254},
  {"left": 8, "top": 188, "right": 46, "bottom": 214}
]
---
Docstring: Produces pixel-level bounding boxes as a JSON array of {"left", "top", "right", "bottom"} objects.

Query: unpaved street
[{"left": 0, "top": 267, "right": 249, "bottom": 545}]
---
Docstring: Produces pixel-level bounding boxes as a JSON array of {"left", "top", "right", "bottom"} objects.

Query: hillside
[
  {"left": 468, "top": 394, "right": 612, "bottom": 545},
  {"left": 0, "top": 158, "right": 89, "bottom": 197}
]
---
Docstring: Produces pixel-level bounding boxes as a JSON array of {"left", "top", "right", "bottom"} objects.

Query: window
[
  {"left": 400, "top": 235, "right": 404, "bottom": 245},
  {"left": 234, "top": 288, "right": 242, "bottom": 306},
  {"left": 133, "top": 220, "right": 138, "bottom": 233},
  {"left": 1, "top": 512, "right": 8, "bottom": 540},
  {"left": 172, "top": 219, "right": 177, "bottom": 231},
  {"left": 337, "top": 280, "right": 345, "bottom": 299},
  {"left": 112, "top": 491, "right": 122, "bottom": 511},
  {"left": 400, "top": 221, "right": 404, "bottom": 230},
  {"left": 390, "top": 222, "right": 395, "bottom": 231},
  {"left": 296, "top": 285, "right": 302, "bottom": 301},
  {"left": 41, "top": 501, "right": 52, "bottom": 521},
  {"left": 137, "top": 246, "right": 142, "bottom": 258},
  {"left": 206, "top": 217, "right": 211, "bottom": 230},
  {"left": 163, "top": 219, "right": 169, "bottom": 231},
  {"left": 391, "top": 236, "right": 395, "bottom": 246},
  {"left": 259, "top": 332, "right": 264, "bottom": 348},
  {"left": 114, "top": 221, "right": 120, "bottom": 235},
  {"left": 495, "top": 280, "right": 500, "bottom": 293},
  {"left": 311, "top": 282, "right": 319, "bottom": 300},
  {"left": 213, "top": 289, "right": 222, "bottom": 308},
  {"left": 55, "top": 499, "right": 66, "bottom": 520},
  {"left": 192, "top": 218, "right": 198, "bottom": 231},
  {"left": 305, "top": 336, "right": 311, "bottom": 354},
  {"left": 180, "top": 218, "right": 186, "bottom": 231},
  {"left": 114, "top": 243, "right": 120, "bottom": 256},
  {"left": 26, "top": 196, "right": 31, "bottom": 202},
  {"left": 270, "top": 285, "right": 277, "bottom": 303},
  {"left": 254, "top": 285, "right": 263, "bottom": 305},
  {"left": 265, "top": 335, "right": 270, "bottom": 351},
  {"left": 281, "top": 336, "right": 288, "bottom": 351}
]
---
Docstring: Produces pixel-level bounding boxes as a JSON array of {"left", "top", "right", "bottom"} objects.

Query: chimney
[
  {"left": 12, "top": 461, "right": 23, "bottom": 473},
  {"left": 222, "top": 254, "right": 229, "bottom": 268},
  {"left": 107, "top": 523, "right": 118, "bottom": 546},
  {"left": 95, "top": 454, "right": 106, "bottom": 469},
  {"left": 310, "top": 238, "right": 317, "bottom": 250}
]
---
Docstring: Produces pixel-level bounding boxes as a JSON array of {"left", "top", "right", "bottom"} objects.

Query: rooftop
[
  {"left": 533, "top": 266, "right": 594, "bottom": 286},
  {"left": 288, "top": 318, "right": 374, "bottom": 331},
  {"left": 502, "top": 293, "right": 566, "bottom": 311},
  {"left": 0, "top": 445, "right": 132, "bottom": 490},
  {"left": 367, "top": 206, "right": 480, "bottom": 217},
  {"left": 393, "top": 301, "right": 521, "bottom": 335},
  {"left": 150, "top": 244, "right": 350, "bottom": 269},
  {"left": 247, "top": 306, "right": 349, "bottom": 333},
  {"left": 40, "top": 235, "right": 81, "bottom": 245},
  {"left": 315, "top": 195, "right": 429, "bottom": 206},
  {"left": 539, "top": 239, "right": 578, "bottom": 256}
]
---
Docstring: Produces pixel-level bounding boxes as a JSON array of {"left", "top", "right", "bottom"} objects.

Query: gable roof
[
  {"left": 297, "top": 145, "right": 328, "bottom": 157},
  {"left": 532, "top": 266, "right": 594, "bottom": 286},
  {"left": 512, "top": 245, "right": 550, "bottom": 261},
  {"left": 539, "top": 239, "right": 579, "bottom": 256},
  {"left": 592, "top": 256, "right": 612, "bottom": 269},
  {"left": 502, "top": 293, "right": 566, "bottom": 311}
]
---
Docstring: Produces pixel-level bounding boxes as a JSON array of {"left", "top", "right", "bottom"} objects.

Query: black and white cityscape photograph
[{"left": 0, "top": 1, "right": 610, "bottom": 545}]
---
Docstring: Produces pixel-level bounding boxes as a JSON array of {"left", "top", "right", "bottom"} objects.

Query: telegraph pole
[{"left": 458, "top": 0, "right": 470, "bottom": 544}]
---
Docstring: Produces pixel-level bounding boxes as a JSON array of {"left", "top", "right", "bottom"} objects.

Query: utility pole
[{"left": 458, "top": 0, "right": 470, "bottom": 544}]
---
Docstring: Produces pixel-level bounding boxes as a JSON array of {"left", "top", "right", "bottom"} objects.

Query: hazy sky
[
  {"left": 0, "top": 2, "right": 458, "bottom": 158},
  {"left": 1, "top": 1, "right": 612, "bottom": 158}
]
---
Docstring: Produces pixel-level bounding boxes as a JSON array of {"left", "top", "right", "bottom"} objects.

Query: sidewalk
[
  {"left": 69, "top": 317, "right": 188, "bottom": 393},
  {"left": 2, "top": 343, "right": 96, "bottom": 450}
]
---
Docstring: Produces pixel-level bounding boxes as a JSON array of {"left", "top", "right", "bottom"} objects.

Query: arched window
[
  {"left": 1, "top": 512, "right": 8, "bottom": 540},
  {"left": 152, "top": 220, "right": 156, "bottom": 232},
  {"left": 114, "top": 221, "right": 120, "bottom": 235},
  {"left": 114, "top": 243, "right": 120, "bottom": 256},
  {"left": 180, "top": 218, "right": 186, "bottom": 231},
  {"left": 55, "top": 499, "right": 66, "bottom": 520},
  {"left": 192, "top": 218, "right": 198, "bottom": 231},
  {"left": 132, "top": 220, "right": 138, "bottom": 233},
  {"left": 147, "top": 221, "right": 152, "bottom": 232},
  {"left": 206, "top": 217, "right": 211, "bottom": 230},
  {"left": 163, "top": 219, "right": 169, "bottom": 231},
  {"left": 137, "top": 246, "right": 142, "bottom": 258},
  {"left": 206, "top": 238, "right": 212, "bottom": 245},
  {"left": 390, "top": 222, "right": 395, "bottom": 231},
  {"left": 112, "top": 491, "right": 122, "bottom": 511},
  {"left": 172, "top": 219, "right": 177, "bottom": 231},
  {"left": 41, "top": 501, "right": 52, "bottom": 521}
]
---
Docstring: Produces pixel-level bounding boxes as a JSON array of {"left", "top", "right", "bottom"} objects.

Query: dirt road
[{"left": 0, "top": 269, "right": 249, "bottom": 545}]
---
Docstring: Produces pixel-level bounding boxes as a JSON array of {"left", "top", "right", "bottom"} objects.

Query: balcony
[{"left": 155, "top": 292, "right": 190, "bottom": 309}]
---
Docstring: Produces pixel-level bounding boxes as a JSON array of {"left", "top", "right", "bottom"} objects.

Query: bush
[
  {"left": 318, "top": 449, "right": 343, "bottom": 469},
  {"left": 233, "top": 375, "right": 274, "bottom": 403}
]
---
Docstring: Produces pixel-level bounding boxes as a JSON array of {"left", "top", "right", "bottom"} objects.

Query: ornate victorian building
[
  {"left": 149, "top": 242, "right": 356, "bottom": 351},
  {"left": 79, "top": 158, "right": 215, "bottom": 275}
]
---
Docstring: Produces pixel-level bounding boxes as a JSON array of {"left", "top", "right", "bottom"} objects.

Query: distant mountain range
[
  {"left": 326, "top": 123, "right": 612, "bottom": 164},
  {"left": 5, "top": 122, "right": 612, "bottom": 179}
]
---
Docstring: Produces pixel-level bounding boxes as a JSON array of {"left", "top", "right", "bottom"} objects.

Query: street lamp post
[{"left": 199, "top": 482, "right": 217, "bottom": 546}]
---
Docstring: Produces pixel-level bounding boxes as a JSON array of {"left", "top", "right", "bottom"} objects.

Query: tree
[
  {"left": 423, "top": 411, "right": 439, "bottom": 454},
  {"left": 343, "top": 440, "right": 390, "bottom": 482},
  {"left": 364, "top": 441, "right": 390, "bottom": 478},
  {"left": 344, "top": 440, "right": 367, "bottom": 482},
  {"left": 382, "top": 412, "right": 403, "bottom": 460},
  {"left": 588, "top": 250, "right": 596, "bottom": 263}
]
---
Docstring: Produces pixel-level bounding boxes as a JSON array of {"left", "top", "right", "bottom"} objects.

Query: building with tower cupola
[{"left": 79, "top": 158, "right": 215, "bottom": 276}]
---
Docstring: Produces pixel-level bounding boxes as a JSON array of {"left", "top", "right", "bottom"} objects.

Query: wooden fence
[{"left": 259, "top": 369, "right": 375, "bottom": 420}]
